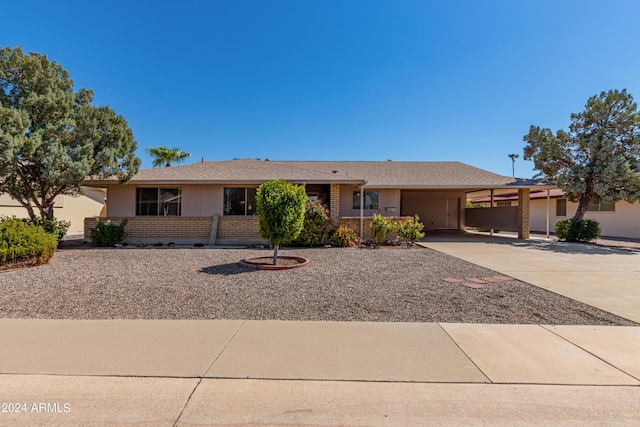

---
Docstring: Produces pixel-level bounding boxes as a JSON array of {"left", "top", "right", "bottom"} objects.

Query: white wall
[
  {"left": 530, "top": 198, "right": 640, "bottom": 239},
  {"left": 0, "top": 189, "right": 105, "bottom": 234}
]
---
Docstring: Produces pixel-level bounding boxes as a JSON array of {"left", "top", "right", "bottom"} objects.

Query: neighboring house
[
  {"left": 0, "top": 188, "right": 106, "bottom": 235},
  {"left": 470, "top": 189, "right": 640, "bottom": 239},
  {"left": 83, "top": 158, "right": 549, "bottom": 244}
]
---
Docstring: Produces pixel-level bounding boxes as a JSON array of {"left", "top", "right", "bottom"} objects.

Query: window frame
[
  {"left": 555, "top": 198, "right": 567, "bottom": 217},
  {"left": 352, "top": 190, "right": 379, "bottom": 210},
  {"left": 135, "top": 187, "right": 182, "bottom": 216},
  {"left": 223, "top": 187, "right": 258, "bottom": 216},
  {"left": 586, "top": 200, "right": 616, "bottom": 213}
]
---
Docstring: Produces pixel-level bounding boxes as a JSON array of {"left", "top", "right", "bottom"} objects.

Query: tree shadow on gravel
[{"left": 199, "top": 263, "right": 257, "bottom": 276}]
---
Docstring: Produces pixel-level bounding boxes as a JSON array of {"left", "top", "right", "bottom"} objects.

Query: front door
[
  {"left": 401, "top": 193, "right": 460, "bottom": 231},
  {"left": 430, "top": 198, "right": 459, "bottom": 229}
]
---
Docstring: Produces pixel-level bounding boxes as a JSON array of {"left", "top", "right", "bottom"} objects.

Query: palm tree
[
  {"left": 508, "top": 153, "right": 519, "bottom": 177},
  {"left": 147, "top": 146, "right": 191, "bottom": 167}
]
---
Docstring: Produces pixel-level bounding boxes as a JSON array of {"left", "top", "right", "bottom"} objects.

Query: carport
[
  {"left": 464, "top": 181, "right": 555, "bottom": 239},
  {"left": 394, "top": 179, "right": 554, "bottom": 239}
]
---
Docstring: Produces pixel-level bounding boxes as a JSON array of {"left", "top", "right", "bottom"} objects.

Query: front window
[
  {"left": 556, "top": 199, "right": 567, "bottom": 216},
  {"left": 587, "top": 201, "right": 615, "bottom": 212},
  {"left": 353, "top": 190, "right": 379, "bottom": 210},
  {"left": 136, "top": 188, "right": 181, "bottom": 216},
  {"left": 224, "top": 187, "right": 257, "bottom": 215}
]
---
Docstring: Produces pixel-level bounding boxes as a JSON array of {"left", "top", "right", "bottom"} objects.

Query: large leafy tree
[
  {"left": 147, "top": 146, "right": 191, "bottom": 167},
  {"left": 256, "top": 179, "right": 307, "bottom": 264},
  {"left": 524, "top": 89, "right": 640, "bottom": 222},
  {"left": 0, "top": 46, "right": 140, "bottom": 219}
]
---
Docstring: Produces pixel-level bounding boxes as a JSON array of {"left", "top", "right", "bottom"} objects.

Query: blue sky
[{"left": 3, "top": 1, "right": 640, "bottom": 177}]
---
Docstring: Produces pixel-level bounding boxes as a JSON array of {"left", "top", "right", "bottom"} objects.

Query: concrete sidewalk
[
  {"left": 420, "top": 234, "right": 640, "bottom": 323},
  {"left": 2, "top": 236, "right": 640, "bottom": 425},
  {"left": 1, "top": 319, "right": 639, "bottom": 425}
]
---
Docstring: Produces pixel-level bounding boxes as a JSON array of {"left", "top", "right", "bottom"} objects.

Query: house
[
  {"left": 0, "top": 188, "right": 106, "bottom": 235},
  {"left": 82, "top": 159, "right": 550, "bottom": 244},
  {"left": 470, "top": 189, "right": 640, "bottom": 239}
]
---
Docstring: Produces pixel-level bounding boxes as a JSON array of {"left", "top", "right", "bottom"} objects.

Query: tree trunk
[
  {"left": 17, "top": 199, "right": 37, "bottom": 220},
  {"left": 45, "top": 205, "right": 55, "bottom": 220},
  {"left": 272, "top": 244, "right": 279, "bottom": 265},
  {"left": 573, "top": 193, "right": 592, "bottom": 222}
]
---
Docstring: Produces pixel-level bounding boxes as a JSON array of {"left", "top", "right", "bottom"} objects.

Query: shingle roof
[
  {"left": 87, "top": 159, "right": 363, "bottom": 185},
  {"left": 271, "top": 161, "right": 519, "bottom": 188},
  {"left": 85, "top": 158, "right": 548, "bottom": 189}
]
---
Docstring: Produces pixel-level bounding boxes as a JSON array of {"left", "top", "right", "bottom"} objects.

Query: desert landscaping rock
[{"left": 0, "top": 245, "right": 635, "bottom": 325}]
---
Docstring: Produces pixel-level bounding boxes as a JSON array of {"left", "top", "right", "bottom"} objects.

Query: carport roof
[{"left": 84, "top": 158, "right": 550, "bottom": 189}]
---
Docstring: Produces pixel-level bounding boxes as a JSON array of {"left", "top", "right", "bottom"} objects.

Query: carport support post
[
  {"left": 546, "top": 189, "right": 550, "bottom": 238},
  {"left": 359, "top": 185, "right": 364, "bottom": 239},
  {"left": 517, "top": 188, "right": 531, "bottom": 239},
  {"left": 490, "top": 189, "right": 495, "bottom": 236},
  {"left": 329, "top": 184, "right": 340, "bottom": 227}
]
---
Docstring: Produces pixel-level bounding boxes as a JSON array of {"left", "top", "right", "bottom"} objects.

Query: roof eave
[{"left": 83, "top": 178, "right": 365, "bottom": 186}]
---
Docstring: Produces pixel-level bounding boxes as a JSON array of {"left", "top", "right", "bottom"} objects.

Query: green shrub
[
  {"left": 90, "top": 219, "right": 128, "bottom": 247},
  {"left": 555, "top": 218, "right": 601, "bottom": 242},
  {"left": 256, "top": 179, "right": 307, "bottom": 264},
  {"left": 23, "top": 217, "right": 70, "bottom": 242},
  {"left": 330, "top": 225, "right": 360, "bottom": 247},
  {"left": 370, "top": 214, "right": 395, "bottom": 248},
  {"left": 0, "top": 218, "right": 57, "bottom": 268},
  {"left": 290, "top": 200, "right": 330, "bottom": 246},
  {"left": 396, "top": 215, "right": 425, "bottom": 247}
]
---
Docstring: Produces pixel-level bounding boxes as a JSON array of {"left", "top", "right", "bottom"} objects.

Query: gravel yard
[{"left": 0, "top": 244, "right": 635, "bottom": 325}]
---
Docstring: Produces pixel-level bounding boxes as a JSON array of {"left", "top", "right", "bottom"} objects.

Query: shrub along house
[{"left": 83, "top": 158, "right": 549, "bottom": 244}]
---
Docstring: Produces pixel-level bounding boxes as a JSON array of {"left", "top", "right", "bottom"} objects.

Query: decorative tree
[
  {"left": 524, "top": 89, "right": 640, "bottom": 223},
  {"left": 256, "top": 179, "right": 307, "bottom": 264},
  {"left": 0, "top": 46, "right": 140, "bottom": 219},
  {"left": 146, "top": 146, "right": 191, "bottom": 167}
]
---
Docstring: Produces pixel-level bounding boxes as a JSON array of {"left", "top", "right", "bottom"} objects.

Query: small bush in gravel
[
  {"left": 370, "top": 214, "right": 395, "bottom": 248},
  {"left": 330, "top": 225, "right": 360, "bottom": 247},
  {"left": 396, "top": 215, "right": 425, "bottom": 247},
  {"left": 90, "top": 219, "right": 128, "bottom": 247},
  {"left": 256, "top": 179, "right": 307, "bottom": 264},
  {"left": 0, "top": 218, "right": 57, "bottom": 268},
  {"left": 290, "top": 200, "right": 330, "bottom": 246},
  {"left": 23, "top": 217, "right": 70, "bottom": 242},
  {"left": 555, "top": 218, "right": 600, "bottom": 242}
]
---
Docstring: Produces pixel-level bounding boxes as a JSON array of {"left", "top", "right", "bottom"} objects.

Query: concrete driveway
[{"left": 420, "top": 233, "right": 640, "bottom": 323}]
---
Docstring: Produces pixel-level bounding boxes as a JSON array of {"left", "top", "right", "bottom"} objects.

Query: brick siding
[
  {"left": 84, "top": 215, "right": 418, "bottom": 244},
  {"left": 84, "top": 216, "right": 261, "bottom": 244},
  {"left": 517, "top": 189, "right": 531, "bottom": 239},
  {"left": 329, "top": 183, "right": 340, "bottom": 226}
]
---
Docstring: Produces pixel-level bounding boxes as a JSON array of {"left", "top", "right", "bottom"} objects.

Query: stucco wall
[
  {"left": 106, "top": 184, "right": 225, "bottom": 217},
  {"left": 1, "top": 190, "right": 104, "bottom": 234},
  {"left": 338, "top": 186, "right": 401, "bottom": 217},
  {"left": 106, "top": 184, "right": 135, "bottom": 217},
  {"left": 530, "top": 198, "right": 640, "bottom": 239}
]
